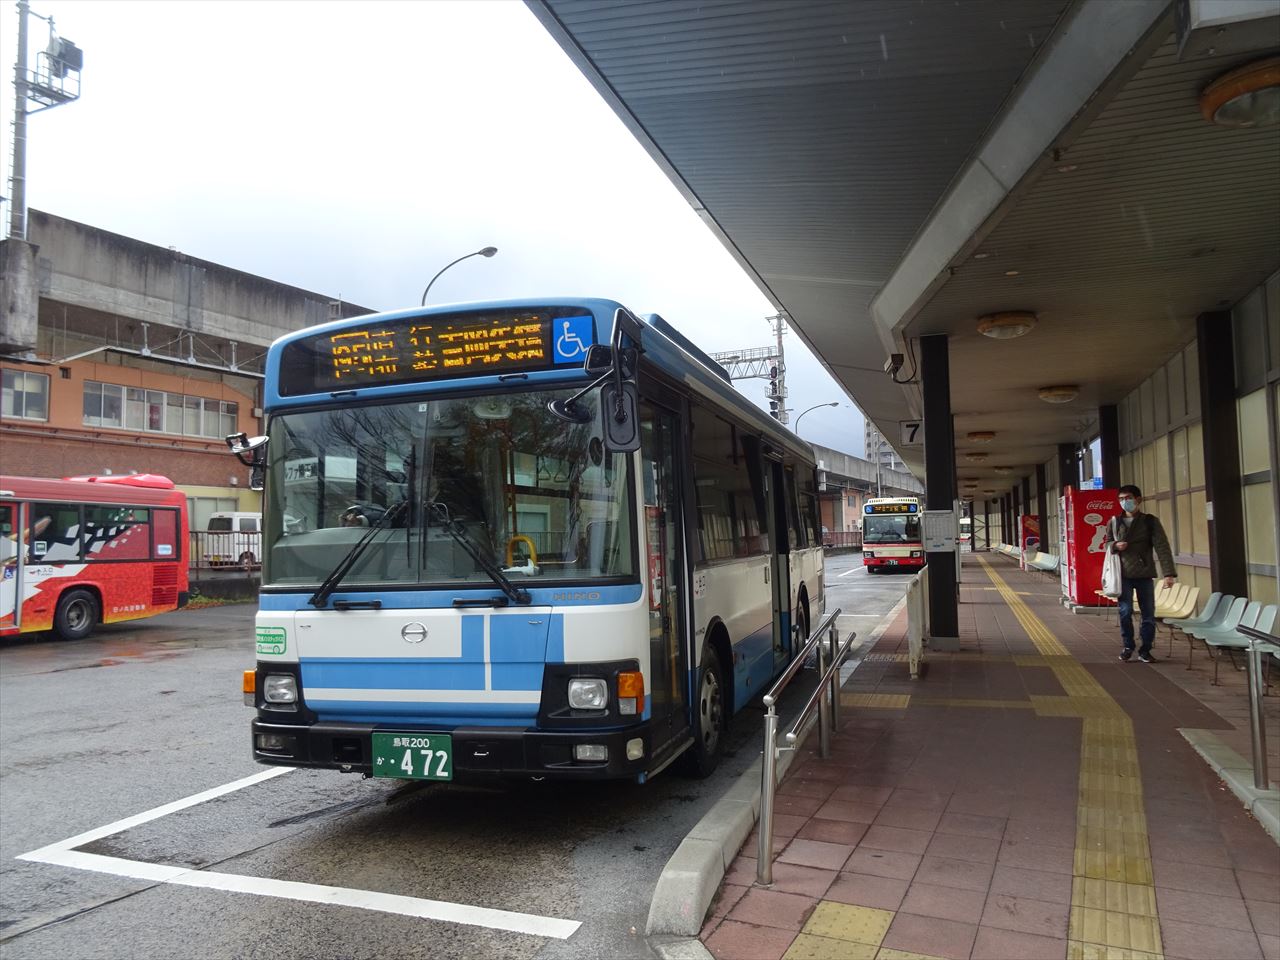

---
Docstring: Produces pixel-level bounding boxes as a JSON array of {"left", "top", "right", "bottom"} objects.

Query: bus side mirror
[
  {"left": 601, "top": 381, "right": 640, "bottom": 453},
  {"left": 226, "top": 433, "right": 269, "bottom": 490},
  {"left": 584, "top": 344, "right": 613, "bottom": 375}
]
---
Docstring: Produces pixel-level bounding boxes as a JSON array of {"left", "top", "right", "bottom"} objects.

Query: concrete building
[
  {"left": 0, "top": 210, "right": 372, "bottom": 529},
  {"left": 863, "top": 421, "right": 905, "bottom": 472},
  {"left": 812, "top": 442, "right": 923, "bottom": 540}
]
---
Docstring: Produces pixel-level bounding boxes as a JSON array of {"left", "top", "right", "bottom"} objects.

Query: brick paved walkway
[{"left": 700, "top": 553, "right": 1280, "bottom": 960}]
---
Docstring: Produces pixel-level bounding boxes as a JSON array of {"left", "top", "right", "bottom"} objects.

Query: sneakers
[
  {"left": 1138, "top": 652, "right": 1159, "bottom": 663},
  {"left": 1118, "top": 650, "right": 1132, "bottom": 661}
]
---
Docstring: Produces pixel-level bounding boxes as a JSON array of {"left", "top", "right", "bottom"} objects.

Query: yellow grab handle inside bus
[{"left": 505, "top": 535, "right": 538, "bottom": 567}]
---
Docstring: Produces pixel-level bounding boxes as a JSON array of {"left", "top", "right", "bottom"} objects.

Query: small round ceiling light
[
  {"left": 1200, "top": 56, "right": 1280, "bottom": 128},
  {"left": 965, "top": 452, "right": 989, "bottom": 463},
  {"left": 977, "top": 311, "right": 1036, "bottom": 340},
  {"left": 993, "top": 466, "right": 1013, "bottom": 475},
  {"left": 1038, "top": 385, "right": 1079, "bottom": 404},
  {"left": 967, "top": 431, "right": 996, "bottom": 444},
  {"left": 972, "top": 252, "right": 990, "bottom": 260},
  {"left": 1004, "top": 270, "right": 1020, "bottom": 277}
]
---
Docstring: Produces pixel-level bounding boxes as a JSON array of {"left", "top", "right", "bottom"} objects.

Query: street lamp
[
  {"left": 793, "top": 401, "right": 840, "bottom": 435},
  {"left": 420, "top": 246, "right": 498, "bottom": 306}
]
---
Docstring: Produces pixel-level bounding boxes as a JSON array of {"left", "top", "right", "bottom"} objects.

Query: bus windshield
[
  {"left": 263, "top": 389, "right": 634, "bottom": 588},
  {"left": 862, "top": 514, "right": 921, "bottom": 545}
]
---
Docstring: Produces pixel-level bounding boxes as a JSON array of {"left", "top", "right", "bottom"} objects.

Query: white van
[{"left": 202, "top": 512, "right": 262, "bottom": 568}]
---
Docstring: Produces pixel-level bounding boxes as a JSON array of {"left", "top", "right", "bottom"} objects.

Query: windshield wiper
[
  {"left": 308, "top": 500, "right": 409, "bottom": 609},
  {"left": 425, "top": 499, "right": 531, "bottom": 605}
]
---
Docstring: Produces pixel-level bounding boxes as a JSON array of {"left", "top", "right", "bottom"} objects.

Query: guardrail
[
  {"left": 188, "top": 530, "right": 262, "bottom": 572},
  {"left": 906, "top": 566, "right": 929, "bottom": 679},
  {"left": 757, "top": 607, "right": 852, "bottom": 885},
  {"left": 1236, "top": 624, "right": 1276, "bottom": 790},
  {"left": 822, "top": 532, "right": 862, "bottom": 549}
]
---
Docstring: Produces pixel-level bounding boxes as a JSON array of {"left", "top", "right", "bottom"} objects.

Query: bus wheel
[
  {"left": 54, "top": 589, "right": 98, "bottom": 641},
  {"left": 681, "top": 644, "right": 726, "bottom": 778}
]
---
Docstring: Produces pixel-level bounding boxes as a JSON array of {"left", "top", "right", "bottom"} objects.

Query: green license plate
[{"left": 371, "top": 733, "right": 453, "bottom": 781}]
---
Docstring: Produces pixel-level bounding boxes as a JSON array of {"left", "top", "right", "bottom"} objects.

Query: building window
[
  {"left": 82, "top": 380, "right": 237, "bottom": 439},
  {"left": 1, "top": 369, "right": 50, "bottom": 421}
]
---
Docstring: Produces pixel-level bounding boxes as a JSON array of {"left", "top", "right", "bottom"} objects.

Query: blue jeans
[{"left": 1118, "top": 576, "right": 1156, "bottom": 655}]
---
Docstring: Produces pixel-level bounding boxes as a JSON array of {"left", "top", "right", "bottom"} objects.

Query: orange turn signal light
[
  {"left": 617, "top": 671, "right": 644, "bottom": 698},
  {"left": 618, "top": 671, "right": 645, "bottom": 712},
  {"left": 243, "top": 669, "right": 256, "bottom": 694}
]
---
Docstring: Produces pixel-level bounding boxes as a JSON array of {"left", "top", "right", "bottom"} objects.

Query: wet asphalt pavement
[{"left": 0, "top": 555, "right": 908, "bottom": 959}]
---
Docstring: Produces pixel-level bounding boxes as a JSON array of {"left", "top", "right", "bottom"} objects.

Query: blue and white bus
[{"left": 237, "top": 299, "right": 824, "bottom": 783}]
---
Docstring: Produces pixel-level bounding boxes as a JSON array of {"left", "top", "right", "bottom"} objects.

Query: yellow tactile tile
[
  {"left": 876, "top": 949, "right": 948, "bottom": 960},
  {"left": 1072, "top": 878, "right": 1158, "bottom": 917},
  {"left": 841, "top": 693, "right": 910, "bottom": 709},
  {"left": 1074, "top": 849, "right": 1154, "bottom": 885},
  {"left": 1069, "top": 906, "right": 1163, "bottom": 955},
  {"left": 1067, "top": 941, "right": 1163, "bottom": 960},
  {"left": 802, "top": 902, "right": 894, "bottom": 946},
  {"left": 784, "top": 933, "right": 878, "bottom": 960},
  {"left": 863, "top": 653, "right": 909, "bottom": 663}
]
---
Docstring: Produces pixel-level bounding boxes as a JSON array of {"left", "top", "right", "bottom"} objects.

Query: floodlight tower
[{"left": 8, "top": 0, "right": 83, "bottom": 240}]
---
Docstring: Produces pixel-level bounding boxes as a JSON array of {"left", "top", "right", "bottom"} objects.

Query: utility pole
[
  {"left": 9, "top": 0, "right": 31, "bottom": 239},
  {"left": 708, "top": 312, "right": 791, "bottom": 423},
  {"left": 7, "top": 0, "right": 82, "bottom": 239},
  {"left": 769, "top": 312, "right": 789, "bottom": 425}
]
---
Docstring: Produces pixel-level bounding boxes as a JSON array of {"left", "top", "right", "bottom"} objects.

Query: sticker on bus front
[{"left": 256, "top": 627, "right": 287, "bottom": 655}]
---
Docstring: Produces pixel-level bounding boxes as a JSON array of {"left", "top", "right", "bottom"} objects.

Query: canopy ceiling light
[
  {"left": 965, "top": 452, "right": 989, "bottom": 463},
  {"left": 983, "top": 489, "right": 997, "bottom": 495},
  {"left": 1038, "top": 385, "right": 1080, "bottom": 404},
  {"left": 1200, "top": 56, "right": 1280, "bottom": 128},
  {"left": 967, "top": 431, "right": 996, "bottom": 444},
  {"left": 977, "top": 311, "right": 1037, "bottom": 340},
  {"left": 993, "top": 466, "right": 1014, "bottom": 475}
]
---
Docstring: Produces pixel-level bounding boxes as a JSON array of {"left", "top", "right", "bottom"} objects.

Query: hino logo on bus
[
  {"left": 400, "top": 622, "right": 429, "bottom": 643},
  {"left": 552, "top": 591, "right": 601, "bottom": 602},
  {"left": 1085, "top": 500, "right": 1114, "bottom": 510}
]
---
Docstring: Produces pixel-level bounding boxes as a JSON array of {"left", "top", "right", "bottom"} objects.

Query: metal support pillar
[
  {"left": 1197, "top": 311, "right": 1248, "bottom": 596},
  {"left": 920, "top": 334, "right": 959, "bottom": 639},
  {"left": 1099, "top": 405, "right": 1121, "bottom": 489},
  {"left": 983, "top": 499, "right": 991, "bottom": 551},
  {"left": 1057, "top": 443, "right": 1079, "bottom": 492}
]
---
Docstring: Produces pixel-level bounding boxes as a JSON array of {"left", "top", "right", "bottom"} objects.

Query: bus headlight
[
  {"left": 911, "top": 551, "right": 923, "bottom": 558},
  {"left": 263, "top": 674, "right": 298, "bottom": 704},
  {"left": 568, "top": 678, "right": 607, "bottom": 709},
  {"left": 863, "top": 551, "right": 873, "bottom": 559}
]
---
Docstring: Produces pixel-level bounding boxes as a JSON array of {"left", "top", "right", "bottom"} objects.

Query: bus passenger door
[
  {"left": 640, "top": 402, "right": 690, "bottom": 758},
  {"left": 766, "top": 458, "right": 791, "bottom": 667},
  {"left": 1, "top": 503, "right": 22, "bottom": 633}
]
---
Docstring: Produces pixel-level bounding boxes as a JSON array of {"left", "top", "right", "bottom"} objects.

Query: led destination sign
[
  {"left": 865, "top": 502, "right": 918, "bottom": 514},
  {"left": 278, "top": 307, "right": 597, "bottom": 396}
]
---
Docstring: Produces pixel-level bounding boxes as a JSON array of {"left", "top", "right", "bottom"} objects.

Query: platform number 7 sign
[{"left": 899, "top": 420, "right": 923, "bottom": 446}]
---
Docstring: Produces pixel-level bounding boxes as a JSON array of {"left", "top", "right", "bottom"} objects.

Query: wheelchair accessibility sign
[{"left": 553, "top": 316, "right": 595, "bottom": 363}]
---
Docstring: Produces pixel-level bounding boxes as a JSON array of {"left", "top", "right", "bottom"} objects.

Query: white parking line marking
[
  {"left": 17, "top": 766, "right": 581, "bottom": 939},
  {"left": 837, "top": 568, "right": 862, "bottom": 577}
]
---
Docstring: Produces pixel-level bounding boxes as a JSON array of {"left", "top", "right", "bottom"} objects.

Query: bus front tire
[
  {"left": 681, "top": 644, "right": 726, "bottom": 779},
  {"left": 54, "top": 589, "right": 98, "bottom": 641}
]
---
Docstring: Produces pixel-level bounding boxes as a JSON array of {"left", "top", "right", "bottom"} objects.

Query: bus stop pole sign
[{"left": 900, "top": 420, "right": 923, "bottom": 446}]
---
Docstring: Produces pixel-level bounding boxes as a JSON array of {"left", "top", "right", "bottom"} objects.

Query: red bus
[
  {"left": 861, "top": 496, "right": 925, "bottom": 573},
  {"left": 1, "top": 475, "right": 189, "bottom": 640}
]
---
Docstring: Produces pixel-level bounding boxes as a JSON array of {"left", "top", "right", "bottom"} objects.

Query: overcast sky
[{"left": 3, "top": 0, "right": 866, "bottom": 455}]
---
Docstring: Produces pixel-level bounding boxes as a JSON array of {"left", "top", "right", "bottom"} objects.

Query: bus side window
[
  {"left": 784, "top": 466, "right": 805, "bottom": 548},
  {"left": 30, "top": 503, "right": 81, "bottom": 562},
  {"left": 83, "top": 507, "right": 150, "bottom": 561}
]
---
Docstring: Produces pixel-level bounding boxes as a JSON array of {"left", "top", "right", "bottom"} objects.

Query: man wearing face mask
[{"left": 1106, "top": 484, "right": 1176, "bottom": 663}]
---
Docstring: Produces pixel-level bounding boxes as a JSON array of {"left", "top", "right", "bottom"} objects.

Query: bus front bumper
[
  {"left": 863, "top": 556, "right": 925, "bottom": 569},
  {"left": 250, "top": 719, "right": 656, "bottom": 781}
]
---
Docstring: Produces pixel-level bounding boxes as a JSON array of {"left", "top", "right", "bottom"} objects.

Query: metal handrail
[
  {"left": 757, "top": 607, "right": 853, "bottom": 885},
  {"left": 1236, "top": 624, "right": 1277, "bottom": 790}
]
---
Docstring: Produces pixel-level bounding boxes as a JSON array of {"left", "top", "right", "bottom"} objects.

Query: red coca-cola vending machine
[{"left": 1061, "top": 486, "right": 1120, "bottom": 606}]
